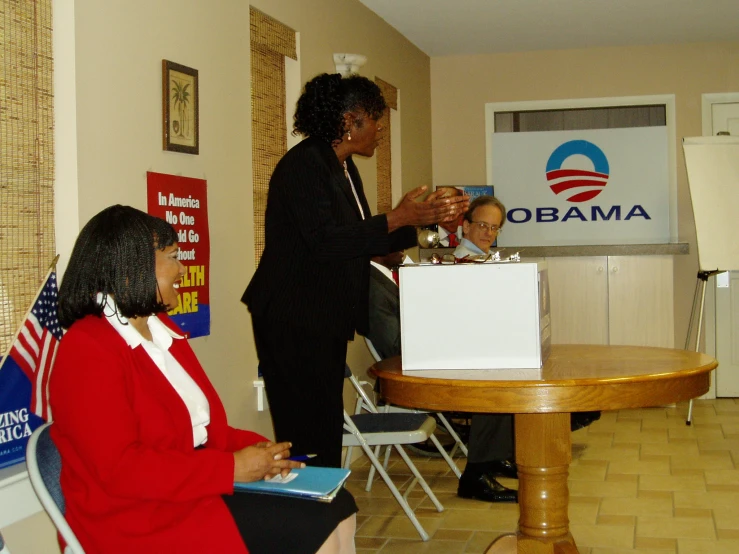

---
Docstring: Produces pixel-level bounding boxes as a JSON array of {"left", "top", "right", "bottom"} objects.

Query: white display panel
[
  {"left": 683, "top": 137, "right": 739, "bottom": 271},
  {"left": 492, "top": 127, "right": 671, "bottom": 246}
]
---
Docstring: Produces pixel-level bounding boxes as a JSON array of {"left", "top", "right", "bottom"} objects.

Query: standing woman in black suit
[{"left": 243, "top": 73, "right": 468, "bottom": 468}]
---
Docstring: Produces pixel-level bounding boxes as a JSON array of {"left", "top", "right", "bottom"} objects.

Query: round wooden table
[{"left": 370, "top": 344, "right": 717, "bottom": 554}]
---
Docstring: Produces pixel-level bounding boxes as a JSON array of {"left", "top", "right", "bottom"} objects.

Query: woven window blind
[
  {"left": 375, "top": 78, "right": 397, "bottom": 214},
  {"left": 250, "top": 7, "right": 296, "bottom": 263},
  {"left": 0, "top": 0, "right": 55, "bottom": 353}
]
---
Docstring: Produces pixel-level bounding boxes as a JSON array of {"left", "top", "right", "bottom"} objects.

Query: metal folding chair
[
  {"left": 26, "top": 422, "right": 86, "bottom": 554},
  {"left": 365, "top": 337, "right": 468, "bottom": 465},
  {"left": 342, "top": 365, "right": 443, "bottom": 541}
]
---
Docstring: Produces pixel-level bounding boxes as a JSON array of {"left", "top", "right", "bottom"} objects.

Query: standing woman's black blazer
[{"left": 242, "top": 137, "right": 416, "bottom": 340}]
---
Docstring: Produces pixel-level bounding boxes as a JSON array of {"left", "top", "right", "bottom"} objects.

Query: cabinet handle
[
  {"left": 597, "top": 266, "right": 604, "bottom": 273},
  {"left": 612, "top": 266, "right": 619, "bottom": 273}
]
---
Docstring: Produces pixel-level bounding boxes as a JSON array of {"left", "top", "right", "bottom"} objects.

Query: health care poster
[{"left": 147, "top": 172, "right": 210, "bottom": 338}]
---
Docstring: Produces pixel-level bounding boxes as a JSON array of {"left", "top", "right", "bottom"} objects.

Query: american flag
[{"left": 7, "top": 270, "right": 62, "bottom": 421}]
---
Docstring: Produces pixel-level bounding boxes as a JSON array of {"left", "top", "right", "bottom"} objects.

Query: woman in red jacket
[{"left": 51, "top": 205, "right": 357, "bottom": 553}]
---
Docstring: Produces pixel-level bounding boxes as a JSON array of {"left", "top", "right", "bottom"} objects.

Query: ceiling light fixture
[{"left": 333, "top": 53, "right": 367, "bottom": 76}]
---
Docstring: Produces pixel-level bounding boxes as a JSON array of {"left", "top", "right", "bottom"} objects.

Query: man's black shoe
[
  {"left": 457, "top": 473, "right": 518, "bottom": 503},
  {"left": 485, "top": 459, "right": 518, "bottom": 479},
  {"left": 571, "top": 411, "right": 602, "bottom": 432}
]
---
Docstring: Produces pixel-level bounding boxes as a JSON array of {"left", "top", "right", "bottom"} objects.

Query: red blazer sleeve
[{"left": 222, "top": 428, "right": 268, "bottom": 452}]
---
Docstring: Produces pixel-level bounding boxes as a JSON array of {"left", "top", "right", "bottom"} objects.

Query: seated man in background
[
  {"left": 452, "top": 195, "right": 505, "bottom": 259},
  {"left": 366, "top": 251, "right": 518, "bottom": 503}
]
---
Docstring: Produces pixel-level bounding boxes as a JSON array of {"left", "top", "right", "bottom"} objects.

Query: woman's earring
[{"left": 347, "top": 130, "right": 352, "bottom": 141}]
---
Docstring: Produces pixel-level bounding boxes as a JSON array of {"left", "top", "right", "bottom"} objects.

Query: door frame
[
  {"left": 701, "top": 92, "right": 739, "bottom": 136},
  {"left": 700, "top": 92, "right": 739, "bottom": 399}
]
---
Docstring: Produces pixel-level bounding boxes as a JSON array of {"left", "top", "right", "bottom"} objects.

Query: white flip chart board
[{"left": 682, "top": 137, "right": 739, "bottom": 271}]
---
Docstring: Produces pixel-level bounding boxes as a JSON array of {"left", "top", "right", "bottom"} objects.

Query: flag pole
[
  {"left": 0, "top": 254, "right": 60, "bottom": 363},
  {"left": 48, "top": 253, "right": 60, "bottom": 271}
]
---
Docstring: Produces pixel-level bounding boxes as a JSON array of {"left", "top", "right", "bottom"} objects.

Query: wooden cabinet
[
  {"left": 546, "top": 256, "right": 674, "bottom": 348},
  {"left": 546, "top": 257, "right": 609, "bottom": 345}
]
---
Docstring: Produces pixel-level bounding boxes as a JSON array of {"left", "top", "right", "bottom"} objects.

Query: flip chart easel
[{"left": 682, "top": 136, "right": 739, "bottom": 424}]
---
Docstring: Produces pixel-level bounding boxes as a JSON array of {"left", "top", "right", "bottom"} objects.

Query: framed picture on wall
[
  {"left": 433, "top": 185, "right": 495, "bottom": 247},
  {"left": 162, "top": 60, "right": 199, "bottom": 155}
]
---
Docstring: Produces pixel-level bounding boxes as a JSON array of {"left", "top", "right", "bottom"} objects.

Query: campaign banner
[
  {"left": 0, "top": 268, "right": 60, "bottom": 469},
  {"left": 491, "top": 127, "right": 670, "bottom": 247},
  {"left": 147, "top": 172, "right": 210, "bottom": 338}
]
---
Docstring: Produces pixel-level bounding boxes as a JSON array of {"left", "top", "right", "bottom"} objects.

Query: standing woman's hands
[
  {"left": 386, "top": 186, "right": 469, "bottom": 232},
  {"left": 233, "top": 441, "right": 305, "bottom": 482}
]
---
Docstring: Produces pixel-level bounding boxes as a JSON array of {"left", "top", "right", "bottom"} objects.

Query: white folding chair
[
  {"left": 342, "top": 365, "right": 443, "bottom": 541},
  {"left": 26, "top": 422, "right": 86, "bottom": 554},
  {"left": 365, "top": 337, "right": 468, "bottom": 466}
]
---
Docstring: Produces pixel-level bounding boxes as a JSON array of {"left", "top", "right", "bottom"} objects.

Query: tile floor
[{"left": 347, "top": 398, "right": 739, "bottom": 553}]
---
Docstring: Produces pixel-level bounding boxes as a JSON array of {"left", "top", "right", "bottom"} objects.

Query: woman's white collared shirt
[{"left": 100, "top": 295, "right": 211, "bottom": 447}]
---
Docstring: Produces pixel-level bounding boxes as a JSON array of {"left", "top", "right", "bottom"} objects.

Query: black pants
[
  {"left": 252, "top": 315, "right": 348, "bottom": 468},
  {"left": 467, "top": 414, "right": 514, "bottom": 463},
  {"left": 223, "top": 487, "right": 357, "bottom": 554}
]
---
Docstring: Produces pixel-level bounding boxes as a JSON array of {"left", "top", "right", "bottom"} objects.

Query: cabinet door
[
  {"left": 607, "top": 256, "right": 674, "bottom": 348},
  {"left": 546, "top": 257, "right": 608, "bottom": 345}
]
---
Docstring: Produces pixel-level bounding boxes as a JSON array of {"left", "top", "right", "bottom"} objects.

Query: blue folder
[{"left": 234, "top": 466, "right": 351, "bottom": 503}]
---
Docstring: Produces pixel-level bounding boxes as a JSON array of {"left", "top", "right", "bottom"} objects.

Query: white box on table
[{"left": 399, "top": 261, "right": 550, "bottom": 373}]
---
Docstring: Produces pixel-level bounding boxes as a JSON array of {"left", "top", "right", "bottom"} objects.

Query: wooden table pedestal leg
[{"left": 486, "top": 413, "right": 578, "bottom": 554}]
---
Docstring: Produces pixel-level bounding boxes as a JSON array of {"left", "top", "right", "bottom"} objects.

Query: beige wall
[
  {"left": 430, "top": 41, "right": 739, "bottom": 345},
  {"left": 3, "top": 0, "right": 431, "bottom": 551}
]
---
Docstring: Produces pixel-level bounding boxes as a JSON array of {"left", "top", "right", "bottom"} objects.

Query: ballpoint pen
[{"left": 287, "top": 454, "right": 317, "bottom": 462}]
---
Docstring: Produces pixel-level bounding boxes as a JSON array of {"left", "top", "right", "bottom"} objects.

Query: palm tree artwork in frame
[{"left": 162, "top": 60, "right": 199, "bottom": 154}]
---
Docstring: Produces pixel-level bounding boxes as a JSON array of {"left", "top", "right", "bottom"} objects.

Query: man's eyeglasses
[{"left": 469, "top": 221, "right": 502, "bottom": 234}]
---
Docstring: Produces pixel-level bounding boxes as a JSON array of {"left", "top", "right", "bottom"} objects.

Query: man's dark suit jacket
[
  {"left": 367, "top": 265, "right": 401, "bottom": 360},
  {"left": 242, "top": 136, "right": 416, "bottom": 340}
]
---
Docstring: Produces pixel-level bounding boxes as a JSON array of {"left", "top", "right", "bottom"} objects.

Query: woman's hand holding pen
[
  {"left": 233, "top": 441, "right": 305, "bottom": 482},
  {"left": 386, "top": 186, "right": 469, "bottom": 232}
]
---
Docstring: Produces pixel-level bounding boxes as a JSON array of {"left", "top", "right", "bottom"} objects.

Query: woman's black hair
[
  {"left": 293, "top": 73, "right": 387, "bottom": 144},
  {"left": 58, "top": 205, "right": 179, "bottom": 328}
]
